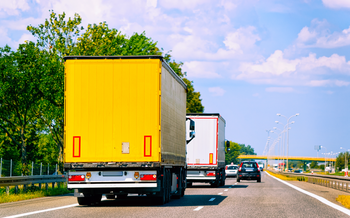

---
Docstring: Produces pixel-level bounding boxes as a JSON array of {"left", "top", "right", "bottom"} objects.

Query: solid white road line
[
  {"left": 4, "top": 196, "right": 107, "bottom": 218},
  {"left": 224, "top": 189, "right": 228, "bottom": 191},
  {"left": 209, "top": 198, "right": 216, "bottom": 201},
  {"left": 194, "top": 206, "right": 204, "bottom": 211},
  {"left": 266, "top": 172, "right": 350, "bottom": 216},
  {"left": 218, "top": 192, "right": 223, "bottom": 195},
  {"left": 235, "top": 182, "right": 237, "bottom": 184},
  {"left": 3, "top": 203, "right": 79, "bottom": 218}
]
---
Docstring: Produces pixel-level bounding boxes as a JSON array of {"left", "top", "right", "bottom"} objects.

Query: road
[{"left": 1, "top": 172, "right": 349, "bottom": 218}]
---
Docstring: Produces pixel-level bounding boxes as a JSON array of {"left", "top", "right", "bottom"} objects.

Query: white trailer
[{"left": 186, "top": 113, "right": 228, "bottom": 187}]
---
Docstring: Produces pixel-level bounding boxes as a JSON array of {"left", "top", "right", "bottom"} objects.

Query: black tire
[
  {"left": 257, "top": 179, "right": 261, "bottom": 183},
  {"left": 77, "top": 197, "right": 91, "bottom": 205},
  {"left": 211, "top": 181, "right": 219, "bottom": 187},
  {"left": 237, "top": 179, "right": 240, "bottom": 183},
  {"left": 166, "top": 169, "right": 171, "bottom": 203},
  {"left": 77, "top": 194, "right": 102, "bottom": 206},
  {"left": 187, "top": 182, "right": 192, "bottom": 187}
]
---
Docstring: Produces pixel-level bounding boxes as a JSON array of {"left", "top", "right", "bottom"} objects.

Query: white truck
[{"left": 186, "top": 113, "right": 229, "bottom": 187}]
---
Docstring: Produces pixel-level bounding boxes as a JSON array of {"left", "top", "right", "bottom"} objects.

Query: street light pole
[
  {"left": 277, "top": 113, "right": 299, "bottom": 171},
  {"left": 321, "top": 146, "right": 327, "bottom": 173}
]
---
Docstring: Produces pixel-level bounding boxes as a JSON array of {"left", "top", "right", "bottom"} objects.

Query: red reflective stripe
[
  {"left": 68, "top": 175, "right": 85, "bottom": 181},
  {"left": 140, "top": 174, "right": 157, "bottom": 181},
  {"left": 207, "top": 173, "right": 215, "bottom": 176}
]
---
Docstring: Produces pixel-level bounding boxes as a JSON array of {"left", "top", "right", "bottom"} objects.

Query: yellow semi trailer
[{"left": 63, "top": 56, "right": 194, "bottom": 205}]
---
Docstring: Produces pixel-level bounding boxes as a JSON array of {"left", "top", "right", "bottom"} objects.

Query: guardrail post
[
  {"left": 15, "top": 185, "right": 18, "bottom": 194},
  {"left": 10, "top": 159, "right": 12, "bottom": 177},
  {"left": 55, "top": 163, "right": 57, "bottom": 175},
  {"left": 0, "top": 157, "right": 2, "bottom": 177},
  {"left": 6, "top": 186, "right": 9, "bottom": 195},
  {"left": 40, "top": 163, "right": 42, "bottom": 175},
  {"left": 23, "top": 184, "right": 27, "bottom": 193},
  {"left": 52, "top": 182, "right": 55, "bottom": 189},
  {"left": 31, "top": 161, "right": 34, "bottom": 176},
  {"left": 46, "top": 182, "right": 48, "bottom": 191}
]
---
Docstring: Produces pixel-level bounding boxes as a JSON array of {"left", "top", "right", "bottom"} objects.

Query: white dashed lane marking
[
  {"left": 194, "top": 206, "right": 204, "bottom": 211},
  {"left": 218, "top": 192, "right": 223, "bottom": 195},
  {"left": 224, "top": 189, "right": 228, "bottom": 191}
]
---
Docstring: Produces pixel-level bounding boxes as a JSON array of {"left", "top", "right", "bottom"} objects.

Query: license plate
[{"left": 246, "top": 169, "right": 253, "bottom": 172}]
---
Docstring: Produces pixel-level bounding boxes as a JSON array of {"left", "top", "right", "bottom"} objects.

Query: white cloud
[
  {"left": 265, "top": 87, "right": 295, "bottom": 93},
  {"left": 236, "top": 50, "right": 350, "bottom": 86},
  {"left": 296, "top": 19, "right": 350, "bottom": 48},
  {"left": 322, "top": 0, "right": 350, "bottom": 9},
  {"left": 0, "top": 0, "right": 30, "bottom": 16},
  {"left": 209, "top": 87, "right": 226, "bottom": 96},
  {"left": 183, "top": 61, "right": 222, "bottom": 78},
  {"left": 158, "top": 0, "right": 210, "bottom": 10},
  {"left": 223, "top": 26, "right": 260, "bottom": 52},
  {"left": 308, "top": 80, "right": 350, "bottom": 87}
]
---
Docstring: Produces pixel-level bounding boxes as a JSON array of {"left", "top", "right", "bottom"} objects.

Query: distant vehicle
[
  {"left": 294, "top": 169, "right": 303, "bottom": 173},
  {"left": 225, "top": 165, "right": 238, "bottom": 177},
  {"left": 186, "top": 113, "right": 229, "bottom": 187},
  {"left": 288, "top": 168, "right": 293, "bottom": 172},
  {"left": 237, "top": 161, "right": 261, "bottom": 183}
]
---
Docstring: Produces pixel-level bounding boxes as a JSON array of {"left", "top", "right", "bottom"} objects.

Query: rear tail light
[
  {"left": 68, "top": 175, "right": 85, "bottom": 181},
  {"left": 140, "top": 174, "right": 157, "bottom": 181},
  {"left": 238, "top": 167, "right": 242, "bottom": 172},
  {"left": 225, "top": 166, "right": 228, "bottom": 170},
  {"left": 257, "top": 168, "right": 260, "bottom": 172},
  {"left": 207, "top": 173, "right": 215, "bottom": 176}
]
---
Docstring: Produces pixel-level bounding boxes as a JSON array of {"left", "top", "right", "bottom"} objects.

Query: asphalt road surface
[{"left": 1, "top": 172, "right": 349, "bottom": 218}]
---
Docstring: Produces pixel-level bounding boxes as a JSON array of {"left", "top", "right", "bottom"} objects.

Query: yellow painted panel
[
  {"left": 209, "top": 153, "right": 213, "bottom": 164},
  {"left": 64, "top": 59, "right": 161, "bottom": 163}
]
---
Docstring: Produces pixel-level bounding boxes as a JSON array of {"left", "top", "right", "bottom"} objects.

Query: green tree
[
  {"left": 0, "top": 43, "right": 48, "bottom": 173},
  {"left": 310, "top": 161, "right": 318, "bottom": 169},
  {"left": 239, "top": 144, "right": 256, "bottom": 155},
  {"left": 336, "top": 152, "right": 348, "bottom": 171},
  {"left": 225, "top": 141, "right": 240, "bottom": 164}
]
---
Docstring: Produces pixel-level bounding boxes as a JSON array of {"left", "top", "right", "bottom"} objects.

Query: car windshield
[
  {"left": 242, "top": 163, "right": 257, "bottom": 168},
  {"left": 227, "top": 166, "right": 237, "bottom": 170}
]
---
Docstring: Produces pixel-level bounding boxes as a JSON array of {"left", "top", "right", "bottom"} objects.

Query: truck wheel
[
  {"left": 187, "top": 182, "right": 192, "bottom": 187},
  {"left": 165, "top": 169, "right": 171, "bottom": 203},
  {"left": 77, "top": 197, "right": 91, "bottom": 206},
  {"left": 211, "top": 181, "right": 219, "bottom": 187}
]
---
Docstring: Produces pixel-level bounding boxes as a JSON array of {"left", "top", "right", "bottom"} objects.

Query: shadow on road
[{"left": 82, "top": 194, "right": 227, "bottom": 207}]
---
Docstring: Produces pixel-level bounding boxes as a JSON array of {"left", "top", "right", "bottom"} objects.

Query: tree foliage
[
  {"left": 0, "top": 11, "right": 205, "bottom": 168},
  {"left": 225, "top": 141, "right": 241, "bottom": 164},
  {"left": 239, "top": 144, "right": 257, "bottom": 155},
  {"left": 336, "top": 152, "right": 349, "bottom": 171}
]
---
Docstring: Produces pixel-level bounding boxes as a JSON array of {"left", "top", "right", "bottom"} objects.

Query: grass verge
[
  {"left": 0, "top": 183, "right": 73, "bottom": 204},
  {"left": 336, "top": 195, "right": 350, "bottom": 209},
  {"left": 267, "top": 170, "right": 308, "bottom": 182}
]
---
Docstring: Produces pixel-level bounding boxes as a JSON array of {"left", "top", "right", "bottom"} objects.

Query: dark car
[
  {"left": 294, "top": 169, "right": 303, "bottom": 173},
  {"left": 237, "top": 161, "right": 261, "bottom": 182}
]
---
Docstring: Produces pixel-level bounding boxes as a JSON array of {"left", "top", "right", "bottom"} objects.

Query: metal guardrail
[
  {"left": 0, "top": 175, "right": 67, "bottom": 186},
  {"left": 278, "top": 172, "right": 350, "bottom": 193},
  {"left": 0, "top": 175, "right": 67, "bottom": 195}
]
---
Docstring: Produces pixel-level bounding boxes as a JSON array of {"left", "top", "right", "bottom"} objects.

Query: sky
[{"left": 1, "top": 0, "right": 350, "bottom": 158}]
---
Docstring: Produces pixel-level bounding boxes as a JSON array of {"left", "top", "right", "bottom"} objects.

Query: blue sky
[{"left": 1, "top": 0, "right": 350, "bottom": 158}]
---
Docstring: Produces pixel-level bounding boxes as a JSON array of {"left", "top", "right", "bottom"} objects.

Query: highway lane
[{"left": 1, "top": 172, "right": 349, "bottom": 218}]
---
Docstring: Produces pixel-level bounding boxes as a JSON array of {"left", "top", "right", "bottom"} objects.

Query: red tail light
[
  {"left": 238, "top": 167, "right": 242, "bottom": 172},
  {"left": 225, "top": 166, "right": 228, "bottom": 170},
  {"left": 68, "top": 175, "right": 85, "bottom": 181},
  {"left": 140, "top": 174, "right": 157, "bottom": 181},
  {"left": 207, "top": 173, "right": 215, "bottom": 176}
]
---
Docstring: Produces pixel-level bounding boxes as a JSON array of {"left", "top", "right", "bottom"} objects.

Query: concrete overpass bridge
[{"left": 238, "top": 155, "right": 336, "bottom": 162}]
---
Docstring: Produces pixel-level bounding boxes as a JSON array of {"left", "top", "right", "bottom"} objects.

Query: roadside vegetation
[
  {"left": 0, "top": 184, "right": 73, "bottom": 204},
  {"left": 336, "top": 195, "right": 350, "bottom": 209},
  {"left": 0, "top": 11, "right": 205, "bottom": 176},
  {"left": 267, "top": 170, "right": 308, "bottom": 182}
]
